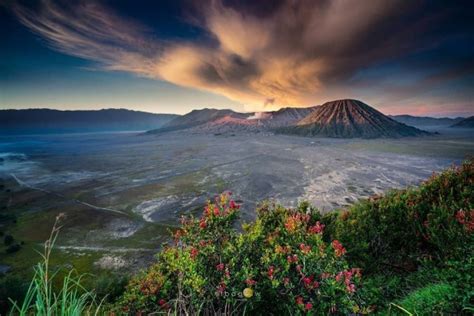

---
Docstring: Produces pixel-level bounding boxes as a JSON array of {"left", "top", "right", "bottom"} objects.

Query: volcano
[{"left": 280, "top": 99, "right": 429, "bottom": 138}]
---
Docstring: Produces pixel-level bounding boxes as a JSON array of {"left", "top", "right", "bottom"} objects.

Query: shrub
[
  {"left": 328, "top": 159, "right": 474, "bottom": 272},
  {"left": 118, "top": 193, "right": 365, "bottom": 315},
  {"left": 92, "top": 273, "right": 129, "bottom": 303},
  {"left": 323, "top": 159, "right": 474, "bottom": 313}
]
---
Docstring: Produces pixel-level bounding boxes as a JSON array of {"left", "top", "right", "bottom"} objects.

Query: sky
[{"left": 0, "top": 0, "right": 473, "bottom": 117}]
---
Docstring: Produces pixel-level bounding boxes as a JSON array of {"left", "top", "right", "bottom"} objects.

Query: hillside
[
  {"left": 451, "top": 116, "right": 474, "bottom": 128},
  {"left": 280, "top": 99, "right": 429, "bottom": 138},
  {"left": 196, "top": 106, "right": 318, "bottom": 134},
  {"left": 147, "top": 106, "right": 318, "bottom": 134},
  {"left": 147, "top": 108, "right": 246, "bottom": 133},
  {"left": 260, "top": 106, "right": 318, "bottom": 128},
  {"left": 390, "top": 115, "right": 463, "bottom": 127},
  {"left": 0, "top": 109, "right": 178, "bottom": 134}
]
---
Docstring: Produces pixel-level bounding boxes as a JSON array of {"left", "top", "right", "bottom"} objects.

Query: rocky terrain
[{"left": 280, "top": 99, "right": 429, "bottom": 138}]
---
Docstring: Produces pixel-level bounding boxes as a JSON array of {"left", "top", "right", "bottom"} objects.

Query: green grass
[
  {"left": 396, "top": 283, "right": 456, "bottom": 315},
  {"left": 8, "top": 215, "right": 102, "bottom": 316}
]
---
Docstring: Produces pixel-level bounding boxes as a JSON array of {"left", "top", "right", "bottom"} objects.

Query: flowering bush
[
  {"left": 329, "top": 159, "right": 474, "bottom": 272},
  {"left": 118, "top": 193, "right": 365, "bottom": 314}
]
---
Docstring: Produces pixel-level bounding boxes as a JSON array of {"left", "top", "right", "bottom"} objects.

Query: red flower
[
  {"left": 245, "top": 278, "right": 256, "bottom": 286},
  {"left": 308, "top": 221, "right": 325, "bottom": 234},
  {"left": 296, "top": 264, "right": 302, "bottom": 272},
  {"left": 287, "top": 254, "right": 298, "bottom": 263},
  {"left": 456, "top": 210, "right": 466, "bottom": 224},
  {"left": 283, "top": 277, "right": 290, "bottom": 286},
  {"left": 456, "top": 209, "right": 474, "bottom": 233},
  {"left": 313, "top": 281, "right": 320, "bottom": 288},
  {"left": 268, "top": 266, "right": 275, "bottom": 279},
  {"left": 217, "top": 282, "right": 226, "bottom": 294},
  {"left": 303, "top": 277, "right": 312, "bottom": 286},
  {"left": 296, "top": 296, "right": 304, "bottom": 305},
  {"left": 199, "top": 219, "right": 207, "bottom": 229},
  {"left": 332, "top": 240, "right": 346, "bottom": 257},
  {"left": 216, "top": 263, "right": 225, "bottom": 271},
  {"left": 347, "top": 283, "right": 356, "bottom": 293},
  {"left": 351, "top": 268, "right": 362, "bottom": 278},
  {"left": 305, "top": 302, "right": 313, "bottom": 311},
  {"left": 213, "top": 206, "right": 220, "bottom": 216},
  {"left": 204, "top": 205, "right": 210, "bottom": 216},
  {"left": 299, "top": 243, "right": 311, "bottom": 253},
  {"left": 190, "top": 247, "right": 199, "bottom": 259},
  {"left": 158, "top": 299, "right": 166, "bottom": 306},
  {"left": 229, "top": 200, "right": 236, "bottom": 209}
]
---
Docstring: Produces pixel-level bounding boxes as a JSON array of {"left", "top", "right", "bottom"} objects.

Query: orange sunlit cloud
[{"left": 8, "top": 0, "right": 474, "bottom": 115}]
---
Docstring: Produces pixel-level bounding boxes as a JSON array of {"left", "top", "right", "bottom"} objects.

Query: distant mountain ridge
[
  {"left": 451, "top": 116, "right": 474, "bottom": 128},
  {"left": 390, "top": 115, "right": 464, "bottom": 127},
  {"left": 0, "top": 108, "right": 178, "bottom": 134},
  {"left": 4, "top": 101, "right": 435, "bottom": 138},
  {"left": 279, "top": 99, "right": 429, "bottom": 138}
]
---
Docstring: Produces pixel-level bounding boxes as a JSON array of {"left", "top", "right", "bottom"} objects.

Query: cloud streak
[{"left": 9, "top": 0, "right": 474, "bottom": 112}]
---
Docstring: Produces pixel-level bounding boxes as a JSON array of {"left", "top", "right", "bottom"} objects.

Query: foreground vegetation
[{"left": 6, "top": 159, "right": 474, "bottom": 314}]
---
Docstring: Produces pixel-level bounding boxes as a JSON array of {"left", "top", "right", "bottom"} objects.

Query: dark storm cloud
[{"left": 7, "top": 0, "right": 474, "bottom": 112}]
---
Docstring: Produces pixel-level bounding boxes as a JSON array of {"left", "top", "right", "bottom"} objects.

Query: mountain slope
[
  {"left": 147, "top": 108, "right": 247, "bottom": 133},
  {"left": 0, "top": 109, "right": 178, "bottom": 134},
  {"left": 148, "top": 106, "right": 318, "bottom": 134},
  {"left": 279, "top": 99, "right": 429, "bottom": 138},
  {"left": 390, "top": 115, "right": 464, "bottom": 127},
  {"left": 261, "top": 106, "right": 318, "bottom": 127},
  {"left": 451, "top": 116, "right": 474, "bottom": 128}
]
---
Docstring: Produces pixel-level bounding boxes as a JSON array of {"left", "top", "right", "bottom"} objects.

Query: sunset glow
[{"left": 1, "top": 0, "right": 473, "bottom": 116}]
